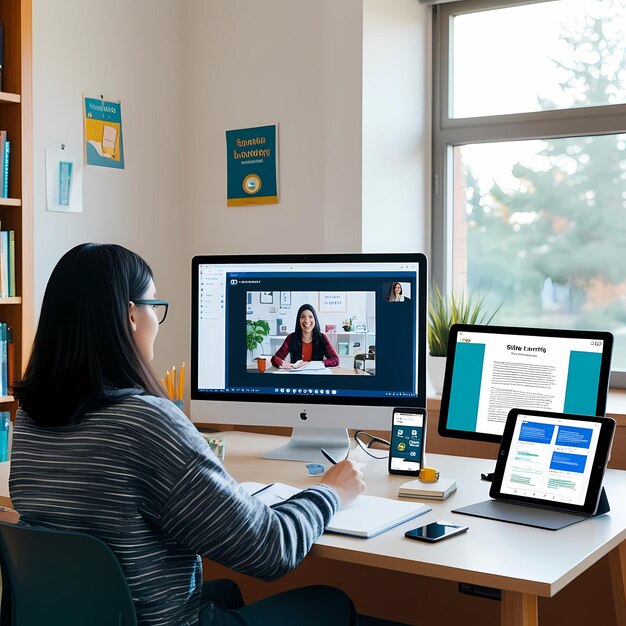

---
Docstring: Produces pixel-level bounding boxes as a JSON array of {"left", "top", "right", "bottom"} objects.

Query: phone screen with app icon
[{"left": 389, "top": 408, "right": 425, "bottom": 476}]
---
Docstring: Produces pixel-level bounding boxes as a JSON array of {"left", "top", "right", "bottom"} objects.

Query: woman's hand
[
  {"left": 321, "top": 460, "right": 365, "bottom": 507},
  {"left": 281, "top": 360, "right": 305, "bottom": 369}
]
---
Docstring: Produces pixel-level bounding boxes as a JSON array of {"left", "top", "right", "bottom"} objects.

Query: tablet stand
[
  {"left": 594, "top": 486, "right": 610, "bottom": 516},
  {"left": 452, "top": 487, "right": 610, "bottom": 531}
]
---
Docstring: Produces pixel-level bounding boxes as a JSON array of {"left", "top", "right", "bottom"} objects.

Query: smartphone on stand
[{"left": 388, "top": 407, "right": 426, "bottom": 476}]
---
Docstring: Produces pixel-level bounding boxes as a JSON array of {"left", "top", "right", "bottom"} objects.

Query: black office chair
[
  {"left": 0, "top": 520, "right": 137, "bottom": 626},
  {"left": 354, "top": 352, "right": 375, "bottom": 374}
]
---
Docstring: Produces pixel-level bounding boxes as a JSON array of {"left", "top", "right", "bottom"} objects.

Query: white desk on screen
[{"left": 211, "top": 431, "right": 626, "bottom": 626}]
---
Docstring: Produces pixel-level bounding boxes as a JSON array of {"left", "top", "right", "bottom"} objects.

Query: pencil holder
[{"left": 201, "top": 434, "right": 226, "bottom": 462}]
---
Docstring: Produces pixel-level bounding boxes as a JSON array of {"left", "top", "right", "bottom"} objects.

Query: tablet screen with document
[
  {"left": 489, "top": 409, "right": 616, "bottom": 516},
  {"left": 438, "top": 325, "right": 613, "bottom": 444}
]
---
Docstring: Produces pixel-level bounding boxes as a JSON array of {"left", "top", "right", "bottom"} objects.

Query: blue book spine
[
  {"left": 0, "top": 231, "right": 8, "bottom": 299},
  {"left": 2, "top": 140, "right": 9, "bottom": 198},
  {"left": 1, "top": 323, "right": 6, "bottom": 396},
  {"left": 8, "top": 230, "right": 14, "bottom": 297},
  {"left": 0, "top": 412, "right": 9, "bottom": 462}
]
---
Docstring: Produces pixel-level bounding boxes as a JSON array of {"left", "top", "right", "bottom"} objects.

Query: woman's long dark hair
[
  {"left": 13, "top": 243, "right": 166, "bottom": 425},
  {"left": 290, "top": 304, "right": 326, "bottom": 361},
  {"left": 388, "top": 282, "right": 402, "bottom": 300}
]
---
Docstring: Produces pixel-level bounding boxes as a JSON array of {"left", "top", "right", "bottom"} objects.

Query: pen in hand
[
  {"left": 320, "top": 448, "right": 338, "bottom": 465},
  {"left": 320, "top": 449, "right": 366, "bottom": 507}
]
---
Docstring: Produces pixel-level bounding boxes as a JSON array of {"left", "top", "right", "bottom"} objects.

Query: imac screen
[{"left": 192, "top": 254, "right": 427, "bottom": 411}]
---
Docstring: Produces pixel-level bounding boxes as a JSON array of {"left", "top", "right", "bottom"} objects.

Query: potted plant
[
  {"left": 246, "top": 319, "right": 271, "bottom": 368},
  {"left": 428, "top": 284, "right": 501, "bottom": 394}
]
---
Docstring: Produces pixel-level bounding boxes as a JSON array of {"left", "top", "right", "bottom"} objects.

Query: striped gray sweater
[{"left": 9, "top": 394, "right": 339, "bottom": 626}]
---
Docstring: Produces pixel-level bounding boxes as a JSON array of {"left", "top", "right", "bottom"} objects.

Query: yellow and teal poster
[
  {"left": 226, "top": 125, "right": 278, "bottom": 206},
  {"left": 83, "top": 97, "right": 125, "bottom": 169}
]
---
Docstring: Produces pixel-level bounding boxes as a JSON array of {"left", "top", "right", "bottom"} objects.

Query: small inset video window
[{"left": 384, "top": 281, "right": 411, "bottom": 303}]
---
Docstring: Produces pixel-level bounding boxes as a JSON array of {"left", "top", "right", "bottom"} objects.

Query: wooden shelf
[
  {"left": 0, "top": 91, "right": 20, "bottom": 104},
  {"left": 0, "top": 0, "right": 34, "bottom": 419},
  {"left": 0, "top": 198, "right": 21, "bottom": 207}
]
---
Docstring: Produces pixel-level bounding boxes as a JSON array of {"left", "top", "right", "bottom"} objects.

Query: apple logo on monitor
[{"left": 300, "top": 410, "right": 308, "bottom": 421}]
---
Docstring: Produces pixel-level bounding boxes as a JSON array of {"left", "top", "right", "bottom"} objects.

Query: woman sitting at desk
[
  {"left": 10, "top": 244, "right": 363, "bottom": 626},
  {"left": 271, "top": 303, "right": 339, "bottom": 369}
]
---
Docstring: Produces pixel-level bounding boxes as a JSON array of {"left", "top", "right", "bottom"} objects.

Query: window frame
[{"left": 431, "top": 0, "right": 626, "bottom": 384}]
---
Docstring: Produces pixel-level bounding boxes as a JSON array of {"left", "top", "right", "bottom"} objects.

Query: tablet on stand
[{"left": 453, "top": 409, "right": 616, "bottom": 530}]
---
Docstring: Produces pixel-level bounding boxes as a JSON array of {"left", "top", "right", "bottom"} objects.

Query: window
[{"left": 432, "top": 0, "right": 626, "bottom": 380}]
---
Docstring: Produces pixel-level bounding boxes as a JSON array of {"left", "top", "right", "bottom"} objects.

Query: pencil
[
  {"left": 166, "top": 370, "right": 173, "bottom": 400},
  {"left": 320, "top": 448, "right": 338, "bottom": 465},
  {"left": 179, "top": 362, "right": 185, "bottom": 401},
  {"left": 172, "top": 366, "right": 177, "bottom": 401}
]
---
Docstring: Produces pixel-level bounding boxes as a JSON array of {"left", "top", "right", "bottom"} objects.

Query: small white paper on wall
[{"left": 45, "top": 147, "right": 83, "bottom": 213}]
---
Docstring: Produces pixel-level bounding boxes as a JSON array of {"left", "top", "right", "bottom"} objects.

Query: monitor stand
[{"left": 260, "top": 427, "right": 350, "bottom": 464}]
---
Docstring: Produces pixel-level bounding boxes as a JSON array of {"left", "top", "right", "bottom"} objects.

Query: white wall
[
  {"left": 362, "top": 0, "right": 430, "bottom": 255},
  {"left": 183, "top": 0, "right": 364, "bottom": 258},
  {"left": 32, "top": 0, "right": 187, "bottom": 377},
  {"left": 182, "top": 0, "right": 429, "bottom": 259},
  {"left": 31, "top": 0, "right": 430, "bottom": 389}
]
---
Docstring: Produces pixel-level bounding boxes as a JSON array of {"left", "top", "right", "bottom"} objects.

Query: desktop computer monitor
[
  {"left": 438, "top": 324, "right": 614, "bottom": 447},
  {"left": 190, "top": 253, "right": 427, "bottom": 462}
]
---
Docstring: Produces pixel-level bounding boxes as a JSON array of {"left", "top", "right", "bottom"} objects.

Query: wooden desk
[{"left": 203, "top": 431, "right": 626, "bottom": 626}]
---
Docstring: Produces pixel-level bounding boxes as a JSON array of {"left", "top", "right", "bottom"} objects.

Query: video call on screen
[{"left": 196, "top": 265, "right": 422, "bottom": 400}]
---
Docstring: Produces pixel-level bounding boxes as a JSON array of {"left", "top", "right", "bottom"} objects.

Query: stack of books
[
  {"left": 0, "top": 229, "right": 15, "bottom": 297},
  {"left": 398, "top": 477, "right": 457, "bottom": 501},
  {"left": 0, "top": 131, "right": 10, "bottom": 198}
]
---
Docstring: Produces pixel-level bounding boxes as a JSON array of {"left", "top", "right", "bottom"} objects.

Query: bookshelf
[{"left": 0, "top": 0, "right": 33, "bottom": 410}]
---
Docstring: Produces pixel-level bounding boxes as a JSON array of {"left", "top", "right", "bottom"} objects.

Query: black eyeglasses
[
  {"left": 353, "top": 431, "right": 390, "bottom": 460},
  {"left": 133, "top": 299, "right": 169, "bottom": 324}
]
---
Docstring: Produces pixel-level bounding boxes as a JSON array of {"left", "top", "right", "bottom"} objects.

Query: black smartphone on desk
[
  {"left": 388, "top": 407, "right": 426, "bottom": 476},
  {"left": 405, "top": 521, "right": 468, "bottom": 543}
]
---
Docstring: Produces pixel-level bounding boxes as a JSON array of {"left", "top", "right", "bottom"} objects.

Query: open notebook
[{"left": 241, "top": 482, "right": 431, "bottom": 538}]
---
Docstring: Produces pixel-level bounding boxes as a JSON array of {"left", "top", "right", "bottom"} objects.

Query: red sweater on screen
[{"left": 271, "top": 333, "right": 339, "bottom": 368}]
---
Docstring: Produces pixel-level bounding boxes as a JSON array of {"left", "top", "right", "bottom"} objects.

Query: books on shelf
[
  {"left": 0, "top": 131, "right": 8, "bottom": 198},
  {"left": 8, "top": 230, "right": 14, "bottom": 297},
  {"left": 0, "top": 229, "right": 15, "bottom": 298},
  {"left": 0, "top": 230, "right": 8, "bottom": 298},
  {"left": 398, "top": 477, "right": 457, "bottom": 501},
  {"left": 3, "top": 140, "right": 9, "bottom": 198},
  {"left": 241, "top": 481, "right": 431, "bottom": 538},
  {"left": 0, "top": 322, "right": 10, "bottom": 396}
]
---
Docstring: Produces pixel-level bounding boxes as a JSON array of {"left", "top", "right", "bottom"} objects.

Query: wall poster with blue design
[
  {"left": 83, "top": 96, "right": 125, "bottom": 169},
  {"left": 226, "top": 124, "right": 279, "bottom": 207}
]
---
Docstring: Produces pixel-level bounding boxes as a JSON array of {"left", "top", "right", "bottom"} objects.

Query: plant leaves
[{"left": 428, "top": 283, "right": 503, "bottom": 356}]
